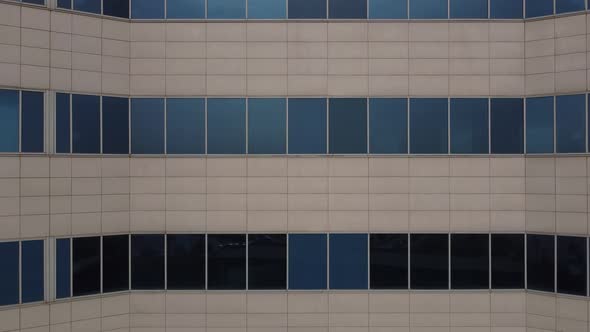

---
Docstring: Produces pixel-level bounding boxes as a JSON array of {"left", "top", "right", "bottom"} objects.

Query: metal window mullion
[
  {"left": 245, "top": 234, "right": 249, "bottom": 290},
  {"left": 70, "top": 237, "right": 73, "bottom": 298},
  {"left": 366, "top": 98, "right": 370, "bottom": 153},
  {"left": 245, "top": 98, "right": 249, "bottom": 154},
  {"left": 205, "top": 234, "right": 208, "bottom": 290},
  {"left": 128, "top": 234, "right": 131, "bottom": 291},
  {"left": 286, "top": 98, "right": 289, "bottom": 154},
  {"left": 447, "top": 98, "right": 450, "bottom": 155},
  {"left": 554, "top": 96, "right": 557, "bottom": 154},
  {"left": 523, "top": 97, "right": 527, "bottom": 154},
  {"left": 554, "top": 235, "right": 557, "bottom": 293},
  {"left": 99, "top": 97, "right": 103, "bottom": 154},
  {"left": 366, "top": 233, "right": 370, "bottom": 289},
  {"left": 18, "top": 241, "right": 22, "bottom": 304},
  {"left": 69, "top": 94, "right": 73, "bottom": 154},
  {"left": 205, "top": 98, "right": 208, "bottom": 155},
  {"left": 448, "top": 234, "right": 451, "bottom": 290},
  {"left": 585, "top": 93, "right": 588, "bottom": 153},
  {"left": 488, "top": 98, "right": 491, "bottom": 154},
  {"left": 164, "top": 98, "right": 167, "bottom": 155},
  {"left": 407, "top": 233, "right": 411, "bottom": 289},
  {"left": 128, "top": 98, "right": 131, "bottom": 155},
  {"left": 326, "top": 99, "right": 330, "bottom": 154},
  {"left": 407, "top": 99, "right": 410, "bottom": 154},
  {"left": 100, "top": 236, "right": 103, "bottom": 293},
  {"left": 164, "top": 234, "right": 168, "bottom": 290},
  {"left": 326, "top": 234, "right": 330, "bottom": 290},
  {"left": 524, "top": 234, "right": 527, "bottom": 290},
  {"left": 488, "top": 233, "right": 492, "bottom": 289}
]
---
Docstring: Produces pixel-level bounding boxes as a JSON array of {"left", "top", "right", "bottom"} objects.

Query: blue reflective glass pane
[
  {"left": 167, "top": 0, "right": 205, "bottom": 18},
  {"left": 526, "top": 0, "right": 553, "bottom": 17},
  {"left": 0, "top": 89, "right": 19, "bottom": 153},
  {"left": 167, "top": 98, "right": 205, "bottom": 154},
  {"left": 131, "top": 99, "right": 165, "bottom": 154},
  {"left": 0, "top": 242, "right": 19, "bottom": 305},
  {"left": 21, "top": 91, "right": 44, "bottom": 153},
  {"left": 289, "top": 234, "right": 327, "bottom": 290},
  {"left": 74, "top": 0, "right": 100, "bottom": 13},
  {"left": 21, "top": 240, "right": 44, "bottom": 303},
  {"left": 132, "top": 0, "right": 165, "bottom": 18},
  {"left": 556, "top": 94, "right": 586, "bottom": 153},
  {"left": 23, "top": 0, "right": 45, "bottom": 4},
  {"left": 104, "top": 0, "right": 129, "bottom": 18},
  {"left": 329, "top": 234, "right": 368, "bottom": 290},
  {"left": 248, "top": 98, "right": 286, "bottom": 154},
  {"left": 526, "top": 97, "right": 554, "bottom": 154},
  {"left": 556, "top": 0, "right": 585, "bottom": 13},
  {"left": 450, "top": 0, "right": 487, "bottom": 17},
  {"left": 490, "top": 0, "right": 523, "bottom": 18},
  {"left": 410, "top": 98, "right": 448, "bottom": 154},
  {"left": 56, "top": 93, "right": 70, "bottom": 154},
  {"left": 329, "top": 98, "right": 367, "bottom": 154},
  {"left": 491, "top": 98, "right": 524, "bottom": 154},
  {"left": 131, "top": 235, "right": 165, "bottom": 290},
  {"left": 57, "top": 0, "right": 71, "bottom": 9},
  {"left": 329, "top": 0, "right": 367, "bottom": 18},
  {"left": 410, "top": 0, "right": 448, "bottom": 18},
  {"left": 102, "top": 97, "right": 129, "bottom": 155},
  {"left": 207, "top": 98, "right": 246, "bottom": 154},
  {"left": 72, "top": 94, "right": 100, "bottom": 154},
  {"left": 288, "top": 99, "right": 327, "bottom": 154},
  {"left": 369, "top": 0, "right": 408, "bottom": 18},
  {"left": 288, "top": 0, "right": 327, "bottom": 18},
  {"left": 248, "top": 0, "right": 286, "bottom": 18},
  {"left": 369, "top": 98, "right": 408, "bottom": 154},
  {"left": 450, "top": 98, "right": 488, "bottom": 154},
  {"left": 56, "top": 239, "right": 70, "bottom": 299},
  {"left": 208, "top": 0, "right": 246, "bottom": 18}
]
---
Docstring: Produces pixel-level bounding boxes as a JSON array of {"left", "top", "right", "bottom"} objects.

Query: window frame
[{"left": 0, "top": 89, "right": 45, "bottom": 154}]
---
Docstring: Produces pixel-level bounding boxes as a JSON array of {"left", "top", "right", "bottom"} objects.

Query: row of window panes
[
  {"left": 51, "top": 0, "right": 587, "bottom": 19},
  {"left": 52, "top": 93, "right": 590, "bottom": 155},
  {"left": 0, "top": 240, "right": 45, "bottom": 306}
]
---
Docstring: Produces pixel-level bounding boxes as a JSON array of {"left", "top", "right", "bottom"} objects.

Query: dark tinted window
[
  {"left": 329, "top": 0, "right": 367, "bottom": 18},
  {"left": 410, "top": 234, "right": 448, "bottom": 289},
  {"left": 450, "top": 98, "right": 488, "bottom": 154},
  {"left": 167, "top": 0, "right": 205, "bottom": 18},
  {"left": 74, "top": 0, "right": 100, "bottom": 13},
  {"left": 21, "top": 240, "right": 44, "bottom": 303},
  {"left": 556, "top": 94, "right": 585, "bottom": 153},
  {"left": 73, "top": 237, "right": 100, "bottom": 296},
  {"left": 21, "top": 91, "right": 44, "bottom": 153},
  {"left": 288, "top": 0, "right": 326, "bottom": 18},
  {"left": 166, "top": 98, "right": 206, "bottom": 154},
  {"left": 410, "top": 0, "right": 448, "bottom": 18},
  {"left": 370, "top": 234, "right": 408, "bottom": 289},
  {"left": 526, "top": 0, "right": 553, "bottom": 17},
  {"left": 57, "top": 0, "right": 71, "bottom": 8},
  {"left": 0, "top": 89, "right": 19, "bottom": 153},
  {"left": 369, "top": 0, "right": 408, "bottom": 18},
  {"left": 167, "top": 234, "right": 205, "bottom": 290},
  {"left": 491, "top": 234, "right": 524, "bottom": 289},
  {"left": 289, "top": 234, "right": 327, "bottom": 290},
  {"left": 248, "top": 98, "right": 286, "bottom": 154},
  {"left": 131, "top": 235, "right": 164, "bottom": 290},
  {"left": 102, "top": 96, "right": 129, "bottom": 154},
  {"left": 56, "top": 93, "right": 71, "bottom": 154},
  {"left": 557, "top": 236, "right": 587, "bottom": 296},
  {"left": 329, "top": 98, "right": 367, "bottom": 154},
  {"left": 208, "top": 234, "right": 246, "bottom": 290},
  {"left": 369, "top": 98, "right": 408, "bottom": 154},
  {"left": 103, "top": 0, "right": 129, "bottom": 18},
  {"left": 103, "top": 235, "right": 129, "bottom": 293},
  {"left": 288, "top": 98, "right": 327, "bottom": 154},
  {"left": 131, "top": 98, "right": 165, "bottom": 154},
  {"left": 450, "top": 0, "right": 487, "bottom": 18},
  {"left": 132, "top": 0, "right": 165, "bottom": 18},
  {"left": 556, "top": 0, "right": 585, "bottom": 12},
  {"left": 208, "top": 0, "right": 246, "bottom": 18},
  {"left": 56, "top": 239, "right": 71, "bottom": 299},
  {"left": 526, "top": 96, "right": 554, "bottom": 154},
  {"left": 527, "top": 234, "right": 555, "bottom": 292},
  {"left": 330, "top": 234, "right": 368, "bottom": 290},
  {"left": 23, "top": 0, "right": 45, "bottom": 4},
  {"left": 491, "top": 98, "right": 524, "bottom": 154},
  {"left": 451, "top": 234, "right": 488, "bottom": 289},
  {"left": 410, "top": 98, "right": 448, "bottom": 154},
  {"left": 248, "top": 234, "right": 287, "bottom": 290},
  {"left": 207, "top": 99, "right": 246, "bottom": 154},
  {"left": 490, "top": 0, "right": 523, "bottom": 18},
  {"left": 0, "top": 242, "right": 19, "bottom": 305},
  {"left": 248, "top": 0, "right": 286, "bottom": 18},
  {"left": 72, "top": 94, "right": 100, "bottom": 154}
]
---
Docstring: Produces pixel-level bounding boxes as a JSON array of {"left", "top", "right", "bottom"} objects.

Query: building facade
[{"left": 1, "top": 0, "right": 590, "bottom": 331}]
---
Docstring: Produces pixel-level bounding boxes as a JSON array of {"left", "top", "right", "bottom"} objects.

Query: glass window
[
  {"left": 56, "top": 239, "right": 70, "bottom": 299},
  {"left": 556, "top": 94, "right": 585, "bottom": 153},
  {"left": 289, "top": 234, "right": 327, "bottom": 290},
  {"left": 451, "top": 234, "right": 488, "bottom": 289},
  {"left": 369, "top": 0, "right": 408, "bottom": 18},
  {"left": 131, "top": 98, "right": 165, "bottom": 154},
  {"left": 329, "top": 234, "right": 368, "bottom": 290},
  {"left": 329, "top": 98, "right": 367, "bottom": 154},
  {"left": 0, "top": 242, "right": 19, "bottom": 305},
  {"left": 369, "top": 98, "right": 408, "bottom": 154},
  {"left": 526, "top": 96, "right": 554, "bottom": 154},
  {"left": 167, "top": 0, "right": 205, "bottom": 18},
  {"left": 102, "top": 96, "right": 129, "bottom": 155},
  {"left": 103, "top": 235, "right": 129, "bottom": 293},
  {"left": 21, "top": 91, "right": 44, "bottom": 153},
  {"left": 490, "top": 0, "right": 523, "bottom": 18},
  {"left": 557, "top": 236, "right": 587, "bottom": 296},
  {"left": 248, "top": 0, "right": 286, "bottom": 18},
  {"left": 208, "top": 234, "right": 246, "bottom": 290},
  {"left": 103, "top": 0, "right": 129, "bottom": 18},
  {"left": 72, "top": 94, "right": 100, "bottom": 154},
  {"left": 207, "top": 98, "right": 246, "bottom": 154},
  {"left": 72, "top": 237, "right": 100, "bottom": 297},
  {"left": 329, "top": 0, "right": 367, "bottom": 18},
  {"left": 556, "top": 0, "right": 585, "bottom": 13},
  {"left": 21, "top": 240, "right": 44, "bottom": 303},
  {"left": 0, "top": 89, "right": 19, "bottom": 153},
  {"left": 132, "top": 0, "right": 165, "bottom": 18},
  {"left": 288, "top": 98, "right": 327, "bottom": 154},
  {"left": 56, "top": 93, "right": 71, "bottom": 154},
  {"left": 167, "top": 234, "right": 205, "bottom": 290},
  {"left": 370, "top": 234, "right": 408, "bottom": 289},
  {"left": 410, "top": 0, "right": 448, "bottom": 18},
  {"left": 450, "top": 98, "right": 488, "bottom": 154},
  {"left": 131, "top": 235, "right": 164, "bottom": 290},
  {"left": 410, "top": 234, "right": 448, "bottom": 289},
  {"left": 248, "top": 234, "right": 287, "bottom": 290},
  {"left": 166, "top": 98, "right": 206, "bottom": 154},
  {"left": 57, "top": 0, "right": 72, "bottom": 9},
  {"left": 450, "top": 0, "right": 487, "bottom": 18},
  {"left": 248, "top": 98, "right": 286, "bottom": 154},
  {"left": 410, "top": 98, "right": 448, "bottom": 154},
  {"left": 23, "top": 0, "right": 45, "bottom": 4},
  {"left": 527, "top": 234, "right": 555, "bottom": 293},
  {"left": 74, "top": 0, "right": 100, "bottom": 13},
  {"left": 526, "top": 0, "right": 553, "bottom": 17},
  {"left": 491, "top": 234, "right": 524, "bottom": 289},
  {"left": 208, "top": 0, "right": 246, "bottom": 18},
  {"left": 491, "top": 98, "right": 524, "bottom": 154},
  {"left": 288, "top": 0, "right": 327, "bottom": 18}
]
